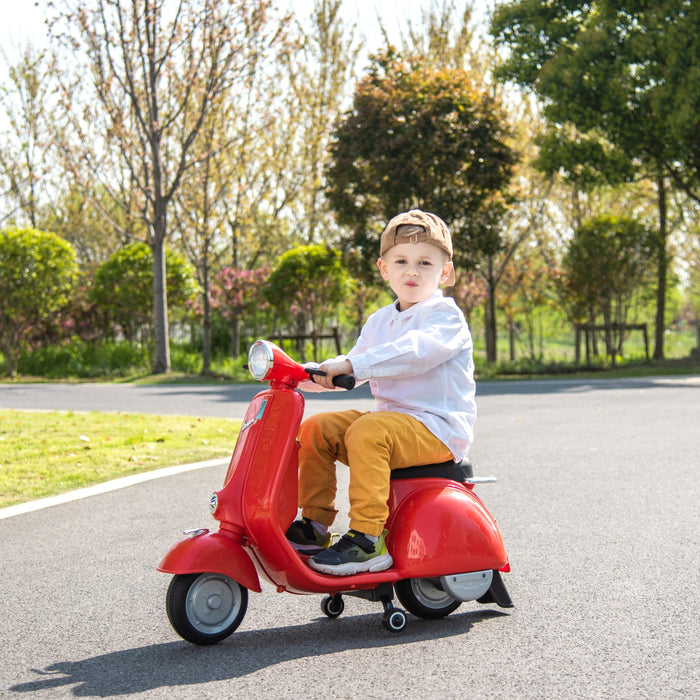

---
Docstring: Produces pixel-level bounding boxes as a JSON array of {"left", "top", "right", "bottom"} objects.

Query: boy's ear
[
  {"left": 440, "top": 260, "right": 454, "bottom": 283},
  {"left": 377, "top": 257, "right": 389, "bottom": 280}
]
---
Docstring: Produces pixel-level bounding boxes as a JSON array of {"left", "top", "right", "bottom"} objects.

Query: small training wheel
[
  {"left": 382, "top": 608, "right": 407, "bottom": 633},
  {"left": 321, "top": 595, "right": 344, "bottom": 618}
]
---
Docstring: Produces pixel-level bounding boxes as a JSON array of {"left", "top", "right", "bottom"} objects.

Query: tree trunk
[
  {"left": 231, "top": 317, "right": 241, "bottom": 359},
  {"left": 201, "top": 264, "right": 211, "bottom": 376},
  {"left": 484, "top": 256, "right": 498, "bottom": 363},
  {"left": 1, "top": 338, "right": 18, "bottom": 378},
  {"left": 152, "top": 234, "right": 171, "bottom": 374},
  {"left": 653, "top": 170, "right": 667, "bottom": 360}
]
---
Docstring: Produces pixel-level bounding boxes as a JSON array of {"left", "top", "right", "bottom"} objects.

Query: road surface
[{"left": 1, "top": 375, "right": 698, "bottom": 698}]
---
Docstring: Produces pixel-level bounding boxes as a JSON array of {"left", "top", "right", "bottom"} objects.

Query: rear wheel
[
  {"left": 395, "top": 578, "right": 461, "bottom": 619},
  {"left": 166, "top": 572, "right": 248, "bottom": 645}
]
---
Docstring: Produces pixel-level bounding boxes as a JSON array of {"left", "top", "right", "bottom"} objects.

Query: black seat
[{"left": 390, "top": 458, "right": 473, "bottom": 482}]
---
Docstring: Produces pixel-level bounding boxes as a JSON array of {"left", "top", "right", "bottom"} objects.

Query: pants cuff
[{"left": 301, "top": 507, "right": 337, "bottom": 528}]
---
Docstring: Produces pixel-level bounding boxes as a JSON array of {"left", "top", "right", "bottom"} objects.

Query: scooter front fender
[{"left": 157, "top": 530, "right": 261, "bottom": 593}]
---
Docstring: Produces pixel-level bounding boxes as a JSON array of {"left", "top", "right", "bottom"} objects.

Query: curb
[{"left": 0, "top": 456, "right": 230, "bottom": 520}]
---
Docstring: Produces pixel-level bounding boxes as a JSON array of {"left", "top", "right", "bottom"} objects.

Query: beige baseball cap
[{"left": 380, "top": 209, "right": 455, "bottom": 286}]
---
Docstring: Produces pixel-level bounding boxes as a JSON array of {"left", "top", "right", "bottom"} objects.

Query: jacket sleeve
[{"left": 348, "top": 309, "right": 470, "bottom": 380}]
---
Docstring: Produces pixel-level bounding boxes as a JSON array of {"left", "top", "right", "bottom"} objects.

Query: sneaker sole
[{"left": 308, "top": 552, "right": 393, "bottom": 576}]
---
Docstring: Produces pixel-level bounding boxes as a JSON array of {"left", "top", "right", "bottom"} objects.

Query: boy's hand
[{"left": 315, "top": 358, "right": 354, "bottom": 389}]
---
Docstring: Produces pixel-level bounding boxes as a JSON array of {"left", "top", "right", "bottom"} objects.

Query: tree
[
  {"left": 92, "top": 242, "right": 198, "bottom": 364},
  {"left": 497, "top": 244, "right": 556, "bottom": 362},
  {"left": 328, "top": 49, "right": 516, "bottom": 272},
  {"left": 264, "top": 244, "right": 352, "bottom": 361},
  {"left": 326, "top": 49, "right": 516, "bottom": 360},
  {"left": 561, "top": 215, "right": 656, "bottom": 360},
  {"left": 40, "top": 181, "right": 132, "bottom": 266},
  {"left": 0, "top": 227, "right": 78, "bottom": 377},
  {"left": 327, "top": 49, "right": 515, "bottom": 278},
  {"left": 49, "top": 0, "right": 276, "bottom": 372},
  {"left": 490, "top": 0, "right": 700, "bottom": 359},
  {"left": 286, "top": 0, "right": 361, "bottom": 244},
  {"left": 0, "top": 45, "right": 55, "bottom": 228},
  {"left": 212, "top": 266, "right": 271, "bottom": 358}
]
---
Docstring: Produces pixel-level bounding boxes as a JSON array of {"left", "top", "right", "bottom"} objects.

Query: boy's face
[{"left": 377, "top": 242, "right": 453, "bottom": 311}]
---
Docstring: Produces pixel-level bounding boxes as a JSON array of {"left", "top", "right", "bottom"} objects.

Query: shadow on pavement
[{"left": 10, "top": 609, "right": 507, "bottom": 696}]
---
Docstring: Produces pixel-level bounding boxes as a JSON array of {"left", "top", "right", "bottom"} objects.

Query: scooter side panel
[
  {"left": 157, "top": 531, "right": 262, "bottom": 593},
  {"left": 243, "top": 388, "right": 304, "bottom": 537},
  {"left": 223, "top": 392, "right": 272, "bottom": 487},
  {"left": 386, "top": 479, "right": 508, "bottom": 578},
  {"left": 215, "top": 389, "right": 302, "bottom": 530}
]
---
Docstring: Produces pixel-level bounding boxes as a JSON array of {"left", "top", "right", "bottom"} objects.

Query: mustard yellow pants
[{"left": 297, "top": 410, "right": 453, "bottom": 537}]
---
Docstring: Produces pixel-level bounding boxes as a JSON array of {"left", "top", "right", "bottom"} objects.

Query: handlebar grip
[
  {"left": 306, "top": 367, "right": 355, "bottom": 390},
  {"left": 332, "top": 374, "right": 355, "bottom": 390}
]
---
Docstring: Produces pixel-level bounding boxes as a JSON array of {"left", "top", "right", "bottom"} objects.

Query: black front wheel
[
  {"left": 321, "top": 594, "right": 344, "bottom": 618},
  {"left": 395, "top": 578, "right": 461, "bottom": 619},
  {"left": 382, "top": 607, "right": 407, "bottom": 632},
  {"left": 166, "top": 572, "right": 248, "bottom": 645}
]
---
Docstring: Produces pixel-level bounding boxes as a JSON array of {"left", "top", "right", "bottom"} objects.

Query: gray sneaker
[
  {"left": 286, "top": 518, "right": 332, "bottom": 552},
  {"left": 308, "top": 529, "right": 393, "bottom": 576}
]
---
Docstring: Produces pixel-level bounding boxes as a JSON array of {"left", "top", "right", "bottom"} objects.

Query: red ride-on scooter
[{"left": 158, "top": 340, "right": 512, "bottom": 643}]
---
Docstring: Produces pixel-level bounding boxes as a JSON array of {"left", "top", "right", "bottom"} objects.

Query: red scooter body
[{"left": 159, "top": 341, "right": 512, "bottom": 643}]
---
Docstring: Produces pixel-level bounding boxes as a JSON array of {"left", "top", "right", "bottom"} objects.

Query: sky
[{"left": 0, "top": 1, "right": 491, "bottom": 57}]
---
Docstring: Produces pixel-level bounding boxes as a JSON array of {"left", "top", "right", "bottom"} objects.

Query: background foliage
[{"left": 0, "top": 0, "right": 699, "bottom": 379}]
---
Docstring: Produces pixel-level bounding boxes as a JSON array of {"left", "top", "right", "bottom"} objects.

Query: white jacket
[{"left": 304, "top": 290, "right": 476, "bottom": 460}]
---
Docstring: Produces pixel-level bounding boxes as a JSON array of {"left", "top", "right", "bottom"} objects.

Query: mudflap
[
  {"left": 157, "top": 530, "right": 261, "bottom": 593},
  {"left": 477, "top": 570, "right": 514, "bottom": 608}
]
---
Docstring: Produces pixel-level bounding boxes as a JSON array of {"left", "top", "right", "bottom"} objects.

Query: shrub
[
  {"left": 0, "top": 227, "right": 78, "bottom": 376},
  {"left": 17, "top": 341, "right": 149, "bottom": 378}
]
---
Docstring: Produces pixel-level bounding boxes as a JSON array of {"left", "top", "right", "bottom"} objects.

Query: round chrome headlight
[{"left": 248, "top": 340, "right": 274, "bottom": 380}]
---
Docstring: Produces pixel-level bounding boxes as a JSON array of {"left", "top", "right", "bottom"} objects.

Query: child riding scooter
[
  {"left": 159, "top": 211, "right": 512, "bottom": 643},
  {"left": 286, "top": 210, "right": 476, "bottom": 577}
]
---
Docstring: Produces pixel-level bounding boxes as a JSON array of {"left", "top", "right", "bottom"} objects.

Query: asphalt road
[{"left": 1, "top": 376, "right": 699, "bottom": 698}]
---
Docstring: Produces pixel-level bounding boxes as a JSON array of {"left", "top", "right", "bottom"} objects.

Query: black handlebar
[
  {"left": 306, "top": 368, "right": 355, "bottom": 390},
  {"left": 331, "top": 374, "right": 356, "bottom": 390}
]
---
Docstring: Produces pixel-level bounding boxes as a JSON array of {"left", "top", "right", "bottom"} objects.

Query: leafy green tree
[
  {"left": 92, "top": 243, "right": 198, "bottom": 366},
  {"left": 326, "top": 49, "right": 516, "bottom": 280},
  {"left": 490, "top": 0, "right": 700, "bottom": 359},
  {"left": 50, "top": 0, "right": 278, "bottom": 373},
  {"left": 265, "top": 244, "right": 352, "bottom": 360},
  {"left": 0, "top": 227, "right": 78, "bottom": 377},
  {"left": 561, "top": 215, "right": 656, "bottom": 360}
]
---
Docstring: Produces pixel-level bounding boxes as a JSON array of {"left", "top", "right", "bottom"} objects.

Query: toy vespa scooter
[{"left": 158, "top": 340, "right": 512, "bottom": 644}]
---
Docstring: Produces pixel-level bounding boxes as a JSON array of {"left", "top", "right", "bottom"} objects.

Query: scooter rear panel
[{"left": 386, "top": 478, "right": 508, "bottom": 577}]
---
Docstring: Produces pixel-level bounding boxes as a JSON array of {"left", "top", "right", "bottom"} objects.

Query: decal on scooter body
[{"left": 240, "top": 399, "right": 268, "bottom": 433}]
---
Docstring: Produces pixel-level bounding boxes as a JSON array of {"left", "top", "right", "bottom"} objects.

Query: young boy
[{"left": 286, "top": 209, "right": 476, "bottom": 576}]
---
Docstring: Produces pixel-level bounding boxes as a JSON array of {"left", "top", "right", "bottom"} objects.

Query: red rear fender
[{"left": 387, "top": 481, "right": 508, "bottom": 577}]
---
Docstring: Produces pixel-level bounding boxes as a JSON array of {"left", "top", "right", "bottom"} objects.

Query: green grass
[{"left": 0, "top": 409, "right": 239, "bottom": 509}]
